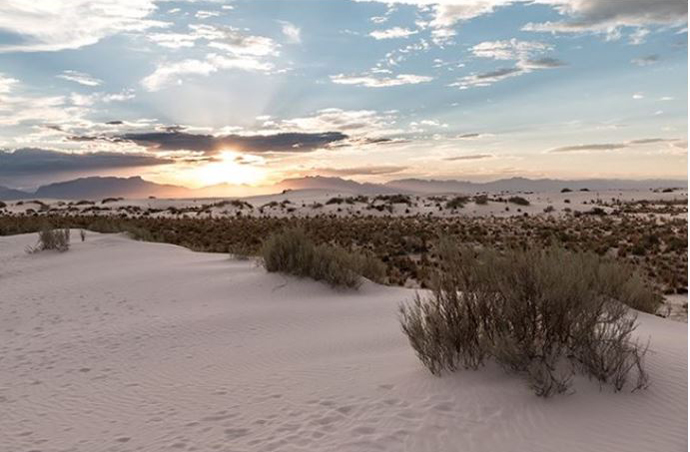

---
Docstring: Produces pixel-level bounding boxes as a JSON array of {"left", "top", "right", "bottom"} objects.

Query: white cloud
[
  {"left": 631, "top": 54, "right": 660, "bottom": 66},
  {"left": 141, "top": 59, "right": 218, "bottom": 91},
  {"left": 471, "top": 39, "right": 551, "bottom": 60},
  {"left": 195, "top": 10, "right": 220, "bottom": 19},
  {"left": 370, "top": 27, "right": 418, "bottom": 39},
  {"left": 632, "top": 93, "right": 644, "bottom": 100},
  {"left": 0, "top": 74, "right": 19, "bottom": 94},
  {"left": 276, "top": 108, "right": 403, "bottom": 138},
  {"left": 147, "top": 24, "right": 279, "bottom": 56},
  {"left": 57, "top": 70, "right": 103, "bottom": 87},
  {"left": 192, "top": 24, "right": 278, "bottom": 56},
  {"left": 331, "top": 73, "right": 433, "bottom": 87},
  {"left": 141, "top": 54, "right": 273, "bottom": 91},
  {"left": 147, "top": 32, "right": 198, "bottom": 49},
  {"left": 0, "top": 0, "right": 167, "bottom": 52},
  {"left": 280, "top": 21, "right": 302, "bottom": 44},
  {"left": 629, "top": 27, "right": 650, "bottom": 45}
]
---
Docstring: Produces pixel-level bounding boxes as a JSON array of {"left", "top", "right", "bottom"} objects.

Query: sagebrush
[
  {"left": 261, "top": 227, "right": 386, "bottom": 288},
  {"left": 400, "top": 239, "right": 656, "bottom": 396},
  {"left": 28, "top": 226, "right": 71, "bottom": 253}
]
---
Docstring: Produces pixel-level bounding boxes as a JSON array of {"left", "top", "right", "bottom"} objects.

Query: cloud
[
  {"left": 548, "top": 143, "right": 628, "bottom": 153},
  {"left": 0, "top": 148, "right": 172, "bottom": 176},
  {"left": 141, "top": 54, "right": 272, "bottom": 91},
  {"left": 276, "top": 108, "right": 402, "bottom": 138},
  {"left": 456, "top": 133, "right": 493, "bottom": 140},
  {"left": 141, "top": 59, "right": 216, "bottom": 91},
  {"left": 0, "top": 0, "right": 167, "bottom": 52},
  {"left": 444, "top": 153, "right": 493, "bottom": 161},
  {"left": 195, "top": 10, "right": 220, "bottom": 19},
  {"left": 114, "top": 130, "right": 349, "bottom": 154},
  {"left": 280, "top": 21, "right": 302, "bottom": 43},
  {"left": 632, "top": 92, "right": 644, "bottom": 99},
  {"left": 309, "top": 165, "right": 408, "bottom": 176},
  {"left": 0, "top": 73, "right": 19, "bottom": 94},
  {"left": 358, "top": 1, "right": 686, "bottom": 43},
  {"left": 451, "top": 66, "right": 524, "bottom": 89},
  {"left": 628, "top": 138, "right": 678, "bottom": 145},
  {"left": 631, "top": 54, "right": 660, "bottom": 66},
  {"left": 523, "top": 0, "right": 687, "bottom": 38},
  {"left": 451, "top": 54, "right": 565, "bottom": 89},
  {"left": 370, "top": 27, "right": 418, "bottom": 39},
  {"left": 471, "top": 39, "right": 551, "bottom": 60},
  {"left": 518, "top": 57, "right": 567, "bottom": 69},
  {"left": 331, "top": 73, "right": 433, "bottom": 87},
  {"left": 57, "top": 70, "right": 104, "bottom": 87},
  {"left": 629, "top": 27, "right": 650, "bottom": 45},
  {"left": 548, "top": 137, "right": 680, "bottom": 153},
  {"left": 147, "top": 24, "right": 279, "bottom": 56}
]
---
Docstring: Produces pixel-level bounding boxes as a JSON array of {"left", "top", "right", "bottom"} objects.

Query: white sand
[
  {"left": 1, "top": 232, "right": 687, "bottom": 452},
  {"left": 4, "top": 188, "right": 687, "bottom": 219}
]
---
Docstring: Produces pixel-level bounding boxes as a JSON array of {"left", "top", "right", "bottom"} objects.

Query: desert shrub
[
  {"left": 400, "top": 239, "right": 653, "bottom": 396},
  {"left": 474, "top": 195, "right": 489, "bottom": 205},
  {"left": 123, "top": 225, "right": 155, "bottom": 242},
  {"left": 352, "top": 251, "right": 387, "bottom": 284},
  {"left": 80, "top": 229, "right": 86, "bottom": 242},
  {"left": 310, "top": 244, "right": 361, "bottom": 288},
  {"left": 446, "top": 196, "right": 469, "bottom": 209},
  {"left": 261, "top": 228, "right": 385, "bottom": 289},
  {"left": 28, "top": 226, "right": 71, "bottom": 253},
  {"left": 508, "top": 196, "right": 530, "bottom": 206},
  {"left": 561, "top": 188, "right": 572, "bottom": 193},
  {"left": 0, "top": 201, "right": 6, "bottom": 209}
]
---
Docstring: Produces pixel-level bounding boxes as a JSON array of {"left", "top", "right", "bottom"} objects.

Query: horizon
[{"left": 0, "top": 0, "right": 687, "bottom": 194}]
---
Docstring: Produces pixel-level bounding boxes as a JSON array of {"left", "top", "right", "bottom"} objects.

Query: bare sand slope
[{"left": 0, "top": 232, "right": 686, "bottom": 452}]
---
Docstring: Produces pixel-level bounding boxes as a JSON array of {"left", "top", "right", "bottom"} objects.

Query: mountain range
[{"left": 0, "top": 175, "right": 686, "bottom": 200}]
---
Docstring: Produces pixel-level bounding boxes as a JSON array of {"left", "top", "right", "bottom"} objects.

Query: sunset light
[{"left": 191, "top": 151, "right": 266, "bottom": 186}]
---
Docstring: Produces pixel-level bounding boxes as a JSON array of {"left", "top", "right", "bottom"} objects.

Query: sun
[{"left": 193, "top": 151, "right": 266, "bottom": 186}]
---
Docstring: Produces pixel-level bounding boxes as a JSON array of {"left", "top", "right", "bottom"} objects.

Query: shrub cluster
[
  {"left": 508, "top": 196, "right": 530, "bottom": 206},
  {"left": 1, "top": 212, "right": 684, "bottom": 294},
  {"left": 28, "top": 226, "right": 71, "bottom": 253},
  {"left": 400, "top": 239, "right": 655, "bottom": 396},
  {"left": 261, "top": 228, "right": 386, "bottom": 289}
]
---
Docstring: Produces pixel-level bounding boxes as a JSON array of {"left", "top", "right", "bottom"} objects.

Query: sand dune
[{"left": 0, "top": 232, "right": 686, "bottom": 451}]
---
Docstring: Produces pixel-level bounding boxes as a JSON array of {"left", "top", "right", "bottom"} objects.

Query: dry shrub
[
  {"left": 261, "top": 228, "right": 386, "bottom": 289},
  {"left": 28, "top": 226, "right": 71, "bottom": 253},
  {"left": 400, "top": 238, "right": 653, "bottom": 396}
]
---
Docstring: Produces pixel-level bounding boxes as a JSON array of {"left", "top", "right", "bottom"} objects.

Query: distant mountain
[
  {"left": 0, "top": 185, "right": 31, "bottom": 200},
  {"left": 275, "top": 176, "right": 397, "bottom": 194},
  {"left": 0, "top": 175, "right": 685, "bottom": 201},
  {"left": 33, "top": 176, "right": 192, "bottom": 199},
  {"left": 385, "top": 177, "right": 688, "bottom": 194}
]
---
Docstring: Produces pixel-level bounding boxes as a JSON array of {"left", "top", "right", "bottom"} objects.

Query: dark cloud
[
  {"left": 111, "top": 130, "right": 349, "bottom": 154},
  {"left": 548, "top": 143, "right": 628, "bottom": 153},
  {"left": 522, "top": 57, "right": 567, "bottom": 68},
  {"left": 0, "top": 148, "right": 173, "bottom": 176},
  {"left": 629, "top": 138, "right": 677, "bottom": 144},
  {"left": 106, "top": 120, "right": 124, "bottom": 125},
  {"left": 312, "top": 165, "right": 408, "bottom": 176},
  {"left": 477, "top": 67, "right": 523, "bottom": 80},
  {"left": 524, "top": 0, "right": 687, "bottom": 33},
  {"left": 444, "top": 154, "right": 494, "bottom": 161},
  {"left": 457, "top": 133, "right": 481, "bottom": 139}
]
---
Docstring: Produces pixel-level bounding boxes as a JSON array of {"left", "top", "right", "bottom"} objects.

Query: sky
[{"left": 0, "top": 0, "right": 687, "bottom": 191}]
